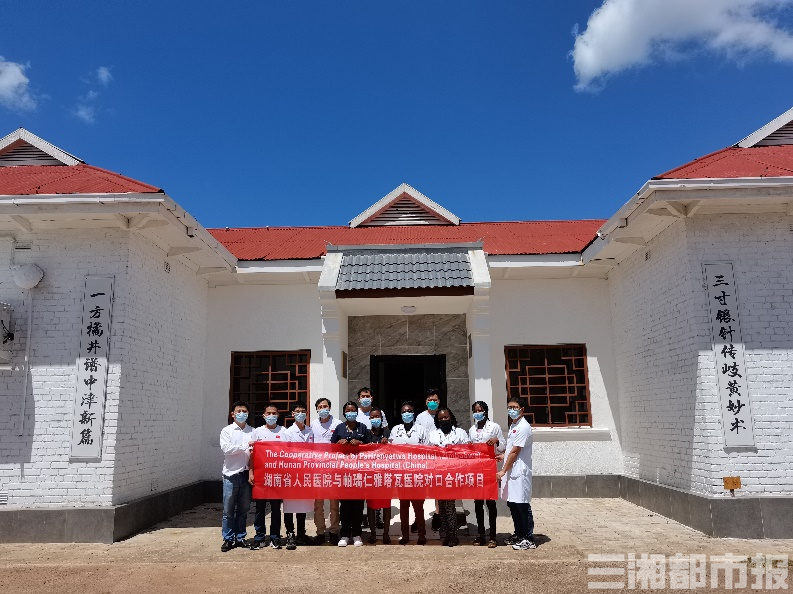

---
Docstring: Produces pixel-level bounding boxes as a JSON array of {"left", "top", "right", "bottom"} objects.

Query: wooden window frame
[
  {"left": 228, "top": 350, "right": 311, "bottom": 428},
  {"left": 504, "top": 344, "right": 592, "bottom": 428}
]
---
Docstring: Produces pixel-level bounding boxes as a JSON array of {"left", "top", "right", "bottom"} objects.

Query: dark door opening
[{"left": 370, "top": 355, "right": 446, "bottom": 427}]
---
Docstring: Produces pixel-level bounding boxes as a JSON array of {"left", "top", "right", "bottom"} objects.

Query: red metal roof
[
  {"left": 0, "top": 164, "right": 161, "bottom": 195},
  {"left": 654, "top": 145, "right": 793, "bottom": 179},
  {"left": 209, "top": 220, "right": 605, "bottom": 261}
]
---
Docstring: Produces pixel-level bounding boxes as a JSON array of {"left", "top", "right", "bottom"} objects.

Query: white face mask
[
  {"left": 293, "top": 412, "right": 307, "bottom": 423},
  {"left": 317, "top": 408, "right": 330, "bottom": 419},
  {"left": 265, "top": 414, "right": 278, "bottom": 426}
]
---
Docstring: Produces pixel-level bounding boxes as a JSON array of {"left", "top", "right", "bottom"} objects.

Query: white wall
[
  {"left": 488, "top": 277, "right": 623, "bottom": 475},
  {"left": 610, "top": 213, "right": 793, "bottom": 496},
  {"left": 201, "top": 283, "right": 323, "bottom": 479},
  {"left": 687, "top": 214, "right": 793, "bottom": 495},
  {"left": 110, "top": 232, "right": 208, "bottom": 504},
  {"left": 0, "top": 229, "right": 128, "bottom": 506}
]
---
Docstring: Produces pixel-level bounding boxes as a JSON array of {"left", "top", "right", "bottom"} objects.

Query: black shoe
[
  {"left": 270, "top": 537, "right": 282, "bottom": 550},
  {"left": 249, "top": 539, "right": 264, "bottom": 551},
  {"left": 328, "top": 533, "right": 340, "bottom": 545},
  {"left": 312, "top": 533, "right": 326, "bottom": 545},
  {"left": 504, "top": 533, "right": 519, "bottom": 545},
  {"left": 221, "top": 540, "right": 234, "bottom": 552},
  {"left": 431, "top": 514, "right": 441, "bottom": 531},
  {"left": 398, "top": 536, "right": 409, "bottom": 545},
  {"left": 447, "top": 537, "right": 459, "bottom": 547},
  {"left": 473, "top": 535, "right": 486, "bottom": 546},
  {"left": 285, "top": 532, "right": 296, "bottom": 550},
  {"left": 417, "top": 536, "right": 427, "bottom": 545},
  {"left": 295, "top": 534, "right": 311, "bottom": 546},
  {"left": 233, "top": 539, "right": 249, "bottom": 549},
  {"left": 410, "top": 520, "right": 418, "bottom": 533},
  {"left": 367, "top": 534, "right": 377, "bottom": 544},
  {"left": 441, "top": 537, "right": 450, "bottom": 546}
]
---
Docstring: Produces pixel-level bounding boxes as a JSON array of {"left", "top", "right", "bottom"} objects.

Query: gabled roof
[
  {"left": 0, "top": 128, "right": 84, "bottom": 166},
  {"left": 349, "top": 183, "right": 460, "bottom": 227},
  {"left": 208, "top": 219, "right": 605, "bottom": 261},
  {"left": 0, "top": 164, "right": 162, "bottom": 195}
]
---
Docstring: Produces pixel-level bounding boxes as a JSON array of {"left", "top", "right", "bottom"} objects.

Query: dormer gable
[
  {"left": 0, "top": 128, "right": 84, "bottom": 167},
  {"left": 349, "top": 183, "right": 460, "bottom": 227},
  {"left": 737, "top": 106, "right": 793, "bottom": 148}
]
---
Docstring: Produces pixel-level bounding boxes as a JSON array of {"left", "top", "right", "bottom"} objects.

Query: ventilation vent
[
  {"left": 0, "top": 142, "right": 65, "bottom": 167},
  {"left": 14, "top": 240, "right": 32, "bottom": 251},
  {"left": 756, "top": 121, "right": 793, "bottom": 146},
  {"left": 0, "top": 491, "right": 8, "bottom": 505},
  {"left": 645, "top": 250, "right": 651, "bottom": 261},
  {"left": 164, "top": 261, "right": 171, "bottom": 274},
  {"left": 789, "top": 223, "right": 793, "bottom": 233},
  {"left": 362, "top": 197, "right": 452, "bottom": 226}
]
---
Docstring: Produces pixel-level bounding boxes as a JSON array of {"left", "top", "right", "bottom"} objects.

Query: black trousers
[
  {"left": 284, "top": 512, "right": 306, "bottom": 536},
  {"left": 474, "top": 499, "right": 497, "bottom": 538},
  {"left": 339, "top": 500, "right": 365, "bottom": 538},
  {"left": 507, "top": 501, "right": 534, "bottom": 540}
]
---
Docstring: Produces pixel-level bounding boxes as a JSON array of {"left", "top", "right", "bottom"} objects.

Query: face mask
[
  {"left": 345, "top": 411, "right": 358, "bottom": 421},
  {"left": 401, "top": 412, "right": 414, "bottom": 424},
  {"left": 439, "top": 420, "right": 453, "bottom": 433},
  {"left": 427, "top": 400, "right": 439, "bottom": 411},
  {"left": 265, "top": 414, "right": 278, "bottom": 426},
  {"left": 370, "top": 418, "right": 382, "bottom": 428},
  {"left": 359, "top": 397, "right": 372, "bottom": 407},
  {"left": 293, "top": 412, "right": 306, "bottom": 423},
  {"left": 234, "top": 412, "right": 248, "bottom": 423},
  {"left": 473, "top": 411, "right": 486, "bottom": 422},
  {"left": 317, "top": 408, "right": 330, "bottom": 419},
  {"left": 508, "top": 409, "right": 522, "bottom": 420}
]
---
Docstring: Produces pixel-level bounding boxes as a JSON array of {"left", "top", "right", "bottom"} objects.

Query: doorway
[{"left": 370, "top": 355, "right": 446, "bottom": 426}]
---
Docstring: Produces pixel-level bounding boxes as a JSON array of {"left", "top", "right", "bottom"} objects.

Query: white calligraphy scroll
[
  {"left": 703, "top": 263, "right": 755, "bottom": 447},
  {"left": 70, "top": 276, "right": 114, "bottom": 460}
]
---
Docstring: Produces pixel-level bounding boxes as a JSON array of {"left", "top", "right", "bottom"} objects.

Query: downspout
[{"left": 13, "top": 263, "right": 44, "bottom": 436}]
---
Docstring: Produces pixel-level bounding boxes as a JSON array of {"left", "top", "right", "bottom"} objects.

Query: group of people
[{"left": 219, "top": 387, "right": 535, "bottom": 552}]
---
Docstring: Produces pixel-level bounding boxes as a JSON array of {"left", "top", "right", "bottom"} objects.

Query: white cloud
[
  {"left": 0, "top": 56, "right": 36, "bottom": 111},
  {"left": 96, "top": 66, "right": 112, "bottom": 86},
  {"left": 571, "top": 0, "right": 793, "bottom": 90},
  {"left": 73, "top": 103, "right": 96, "bottom": 124}
]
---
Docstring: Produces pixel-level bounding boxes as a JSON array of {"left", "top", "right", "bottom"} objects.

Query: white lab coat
[
  {"left": 500, "top": 417, "right": 533, "bottom": 503},
  {"left": 283, "top": 423, "right": 314, "bottom": 513},
  {"left": 468, "top": 419, "right": 506, "bottom": 454},
  {"left": 428, "top": 427, "right": 470, "bottom": 447}
]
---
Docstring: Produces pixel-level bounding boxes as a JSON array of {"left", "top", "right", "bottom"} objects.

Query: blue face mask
[
  {"left": 345, "top": 411, "right": 358, "bottom": 421},
  {"left": 317, "top": 408, "right": 330, "bottom": 419},
  {"left": 359, "top": 397, "right": 372, "bottom": 407},
  {"left": 427, "top": 400, "right": 439, "bottom": 411},
  {"left": 370, "top": 418, "right": 382, "bottom": 428},
  {"left": 401, "top": 412, "right": 414, "bottom": 424},
  {"left": 507, "top": 408, "right": 522, "bottom": 420},
  {"left": 234, "top": 412, "right": 248, "bottom": 423},
  {"left": 473, "top": 411, "right": 486, "bottom": 422},
  {"left": 265, "top": 414, "right": 278, "bottom": 426},
  {"left": 293, "top": 412, "right": 306, "bottom": 423}
]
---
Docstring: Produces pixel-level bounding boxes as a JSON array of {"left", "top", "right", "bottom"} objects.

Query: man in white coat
[{"left": 496, "top": 396, "right": 536, "bottom": 550}]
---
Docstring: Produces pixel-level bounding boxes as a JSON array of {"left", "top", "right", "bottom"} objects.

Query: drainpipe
[{"left": 13, "top": 264, "right": 44, "bottom": 436}]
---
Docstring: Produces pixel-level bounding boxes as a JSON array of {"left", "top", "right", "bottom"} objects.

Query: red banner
[{"left": 252, "top": 442, "right": 497, "bottom": 500}]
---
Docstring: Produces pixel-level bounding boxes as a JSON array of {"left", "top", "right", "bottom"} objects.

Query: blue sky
[{"left": 1, "top": 1, "right": 793, "bottom": 227}]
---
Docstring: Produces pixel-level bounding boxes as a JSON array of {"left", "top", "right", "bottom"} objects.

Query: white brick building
[{"left": 0, "top": 107, "right": 792, "bottom": 541}]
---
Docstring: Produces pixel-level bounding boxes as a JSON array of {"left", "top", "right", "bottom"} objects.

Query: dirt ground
[{"left": 0, "top": 499, "right": 790, "bottom": 593}]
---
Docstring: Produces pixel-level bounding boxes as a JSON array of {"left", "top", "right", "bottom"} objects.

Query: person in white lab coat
[
  {"left": 496, "top": 396, "right": 536, "bottom": 550},
  {"left": 468, "top": 400, "right": 505, "bottom": 548},
  {"left": 428, "top": 408, "right": 469, "bottom": 547},
  {"left": 415, "top": 388, "right": 442, "bottom": 530},
  {"left": 282, "top": 400, "right": 314, "bottom": 550}
]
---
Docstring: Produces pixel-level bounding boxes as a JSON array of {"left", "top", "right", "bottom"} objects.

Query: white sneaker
[
  {"left": 337, "top": 537, "right": 349, "bottom": 547},
  {"left": 352, "top": 536, "right": 363, "bottom": 547}
]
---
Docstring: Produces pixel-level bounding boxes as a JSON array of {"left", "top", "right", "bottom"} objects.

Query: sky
[{"left": 1, "top": 1, "right": 793, "bottom": 228}]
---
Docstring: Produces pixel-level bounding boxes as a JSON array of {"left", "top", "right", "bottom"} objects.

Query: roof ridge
[{"left": 208, "top": 219, "right": 606, "bottom": 232}]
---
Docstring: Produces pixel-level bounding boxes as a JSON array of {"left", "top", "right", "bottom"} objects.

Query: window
[
  {"left": 229, "top": 350, "right": 310, "bottom": 427},
  {"left": 505, "top": 345, "right": 591, "bottom": 427}
]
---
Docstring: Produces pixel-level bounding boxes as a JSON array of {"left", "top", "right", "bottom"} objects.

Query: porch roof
[{"left": 336, "top": 249, "right": 473, "bottom": 291}]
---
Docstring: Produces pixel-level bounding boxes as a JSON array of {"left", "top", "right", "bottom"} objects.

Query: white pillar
[
  {"left": 318, "top": 251, "right": 345, "bottom": 414},
  {"left": 470, "top": 287, "right": 494, "bottom": 415}
]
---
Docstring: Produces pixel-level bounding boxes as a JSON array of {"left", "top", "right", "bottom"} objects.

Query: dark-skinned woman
[{"left": 428, "top": 407, "right": 469, "bottom": 547}]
